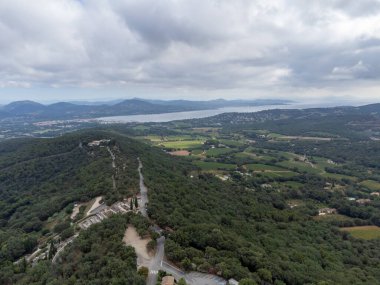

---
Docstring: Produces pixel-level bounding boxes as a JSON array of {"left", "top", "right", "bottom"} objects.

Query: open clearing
[
  {"left": 315, "top": 214, "right": 353, "bottom": 222},
  {"left": 86, "top": 196, "right": 103, "bottom": 216},
  {"left": 268, "top": 133, "right": 333, "bottom": 141},
  {"left": 206, "top": 148, "right": 236, "bottom": 157},
  {"left": 169, "top": 150, "right": 190, "bottom": 156},
  {"left": 246, "top": 163, "right": 288, "bottom": 171},
  {"left": 194, "top": 161, "right": 236, "bottom": 170},
  {"left": 340, "top": 226, "right": 380, "bottom": 240},
  {"left": 71, "top": 203, "right": 85, "bottom": 220},
  {"left": 360, "top": 180, "right": 380, "bottom": 191},
  {"left": 161, "top": 140, "right": 204, "bottom": 149},
  {"left": 123, "top": 225, "right": 152, "bottom": 265}
]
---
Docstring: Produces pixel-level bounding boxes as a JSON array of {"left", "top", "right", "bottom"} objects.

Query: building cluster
[
  {"left": 161, "top": 276, "right": 175, "bottom": 285},
  {"left": 78, "top": 198, "right": 138, "bottom": 230},
  {"left": 318, "top": 208, "right": 337, "bottom": 216},
  {"left": 88, "top": 139, "right": 111, "bottom": 147},
  {"left": 356, "top": 199, "right": 371, "bottom": 205}
]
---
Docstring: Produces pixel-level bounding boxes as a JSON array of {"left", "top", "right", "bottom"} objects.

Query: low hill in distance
[{"left": 0, "top": 98, "right": 292, "bottom": 121}]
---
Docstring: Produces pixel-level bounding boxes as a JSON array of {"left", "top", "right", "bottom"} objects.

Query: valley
[
  {"left": 3, "top": 2, "right": 380, "bottom": 284},
  {"left": 1, "top": 104, "right": 380, "bottom": 284}
]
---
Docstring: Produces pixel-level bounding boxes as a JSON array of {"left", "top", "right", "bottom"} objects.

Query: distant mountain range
[{"left": 0, "top": 98, "right": 292, "bottom": 121}]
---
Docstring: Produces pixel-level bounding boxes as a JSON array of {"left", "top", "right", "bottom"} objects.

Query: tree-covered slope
[
  {"left": 2, "top": 214, "right": 147, "bottom": 285},
  {"left": 139, "top": 145, "right": 380, "bottom": 284},
  {"left": 0, "top": 130, "right": 141, "bottom": 264}
]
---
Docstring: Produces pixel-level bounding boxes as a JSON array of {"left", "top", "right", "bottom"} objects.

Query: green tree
[
  {"left": 181, "top": 257, "right": 192, "bottom": 271},
  {"left": 135, "top": 197, "right": 139, "bottom": 208},
  {"left": 48, "top": 240, "right": 56, "bottom": 260},
  {"left": 239, "top": 279, "right": 257, "bottom": 285},
  {"left": 137, "top": 266, "right": 149, "bottom": 279},
  {"left": 258, "top": 268, "right": 272, "bottom": 282},
  {"left": 19, "top": 257, "right": 27, "bottom": 273}
]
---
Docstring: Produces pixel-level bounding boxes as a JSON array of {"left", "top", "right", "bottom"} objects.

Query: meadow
[{"left": 341, "top": 226, "right": 380, "bottom": 240}]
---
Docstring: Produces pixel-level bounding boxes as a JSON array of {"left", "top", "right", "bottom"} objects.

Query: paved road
[
  {"left": 107, "top": 146, "right": 116, "bottom": 168},
  {"left": 52, "top": 234, "right": 78, "bottom": 263},
  {"left": 137, "top": 158, "right": 148, "bottom": 218},
  {"left": 185, "top": 272, "right": 226, "bottom": 285},
  {"left": 160, "top": 262, "right": 226, "bottom": 285},
  {"left": 147, "top": 236, "right": 165, "bottom": 285},
  {"left": 138, "top": 159, "right": 226, "bottom": 285}
]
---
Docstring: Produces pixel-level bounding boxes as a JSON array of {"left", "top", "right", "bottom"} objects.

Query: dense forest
[{"left": 137, "top": 142, "right": 380, "bottom": 284}]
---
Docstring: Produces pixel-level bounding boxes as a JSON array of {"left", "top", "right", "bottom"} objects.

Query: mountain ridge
[{"left": 0, "top": 98, "right": 293, "bottom": 120}]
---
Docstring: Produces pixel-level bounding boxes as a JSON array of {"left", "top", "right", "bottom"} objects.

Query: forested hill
[
  {"left": 178, "top": 103, "right": 380, "bottom": 140},
  {"left": 189, "top": 103, "right": 380, "bottom": 125},
  {"left": 0, "top": 130, "right": 147, "bottom": 284},
  {"left": 0, "top": 98, "right": 291, "bottom": 120}
]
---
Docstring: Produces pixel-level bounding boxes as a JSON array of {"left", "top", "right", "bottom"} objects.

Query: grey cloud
[
  {"left": 114, "top": 1, "right": 226, "bottom": 47},
  {"left": 332, "top": 0, "right": 380, "bottom": 17},
  {"left": 0, "top": 0, "right": 380, "bottom": 98}
]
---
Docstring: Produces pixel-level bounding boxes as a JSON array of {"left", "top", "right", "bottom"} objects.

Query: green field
[
  {"left": 246, "top": 163, "right": 288, "bottom": 171},
  {"left": 219, "top": 139, "right": 245, "bottom": 147},
  {"left": 194, "top": 161, "right": 237, "bottom": 170},
  {"left": 161, "top": 140, "right": 204, "bottom": 149},
  {"left": 341, "top": 226, "right": 380, "bottom": 240},
  {"left": 315, "top": 214, "right": 353, "bottom": 222},
  {"left": 277, "top": 160, "right": 321, "bottom": 174},
  {"left": 234, "top": 151, "right": 275, "bottom": 162},
  {"left": 191, "top": 149, "right": 204, "bottom": 155},
  {"left": 281, "top": 181, "right": 304, "bottom": 188},
  {"left": 360, "top": 180, "right": 380, "bottom": 191},
  {"left": 254, "top": 171, "right": 298, "bottom": 178},
  {"left": 206, "top": 148, "right": 237, "bottom": 157},
  {"left": 321, "top": 172, "right": 356, "bottom": 181}
]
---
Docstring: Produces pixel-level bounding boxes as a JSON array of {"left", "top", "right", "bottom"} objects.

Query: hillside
[
  {"left": 137, "top": 138, "right": 380, "bottom": 284},
  {"left": 0, "top": 98, "right": 291, "bottom": 121},
  {"left": 0, "top": 130, "right": 156, "bottom": 284}
]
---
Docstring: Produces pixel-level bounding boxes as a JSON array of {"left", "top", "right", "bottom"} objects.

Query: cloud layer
[{"left": 1, "top": 0, "right": 380, "bottom": 101}]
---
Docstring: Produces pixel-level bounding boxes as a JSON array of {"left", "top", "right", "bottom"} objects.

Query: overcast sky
[{"left": 1, "top": 0, "right": 380, "bottom": 104}]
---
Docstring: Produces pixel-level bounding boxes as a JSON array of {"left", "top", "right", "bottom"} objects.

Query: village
[
  {"left": 78, "top": 197, "right": 138, "bottom": 230},
  {"left": 16, "top": 195, "right": 141, "bottom": 266}
]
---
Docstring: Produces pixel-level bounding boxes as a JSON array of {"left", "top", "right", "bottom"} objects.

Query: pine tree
[
  {"left": 20, "top": 257, "right": 27, "bottom": 273},
  {"left": 134, "top": 197, "right": 138, "bottom": 209},
  {"left": 48, "top": 240, "right": 56, "bottom": 260}
]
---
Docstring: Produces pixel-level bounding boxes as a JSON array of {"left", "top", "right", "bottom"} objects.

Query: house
[
  {"left": 228, "top": 278, "right": 239, "bottom": 285},
  {"left": 318, "top": 208, "right": 337, "bottom": 216},
  {"left": 356, "top": 199, "right": 371, "bottom": 205},
  {"left": 161, "top": 276, "right": 175, "bottom": 285},
  {"left": 370, "top": 192, "right": 380, "bottom": 197},
  {"left": 88, "top": 139, "right": 110, "bottom": 147}
]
